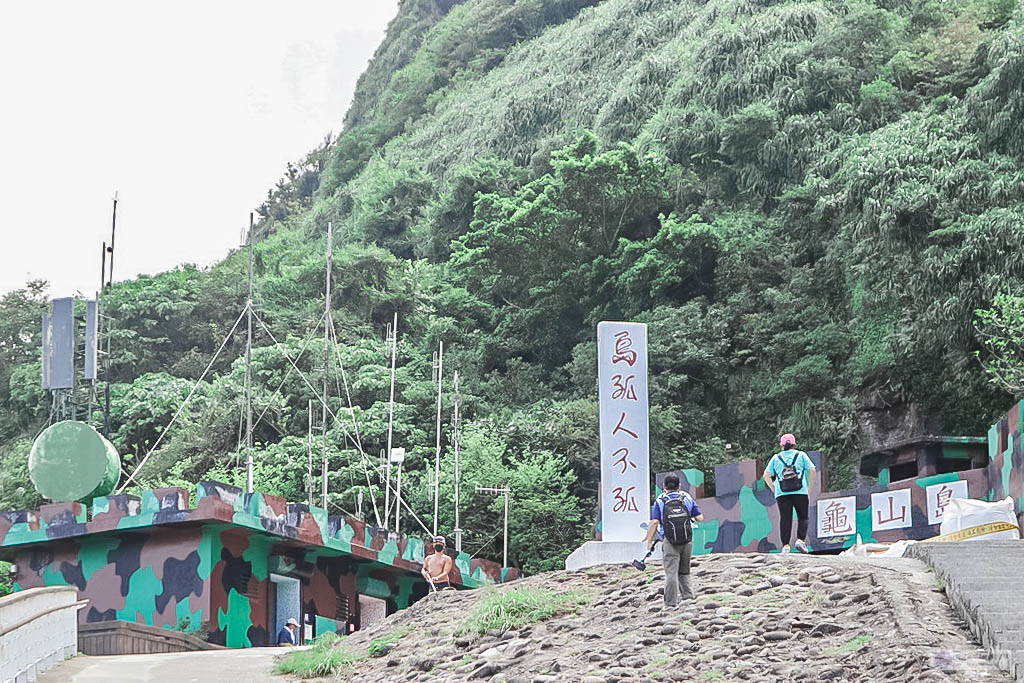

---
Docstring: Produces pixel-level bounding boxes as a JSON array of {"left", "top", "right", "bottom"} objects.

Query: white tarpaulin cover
[{"left": 939, "top": 496, "right": 1020, "bottom": 541}]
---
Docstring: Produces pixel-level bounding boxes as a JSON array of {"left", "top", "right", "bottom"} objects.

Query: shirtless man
[{"left": 422, "top": 535, "right": 453, "bottom": 590}]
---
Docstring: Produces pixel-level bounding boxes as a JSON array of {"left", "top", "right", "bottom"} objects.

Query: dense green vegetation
[{"left": 2, "top": 0, "right": 1023, "bottom": 574}]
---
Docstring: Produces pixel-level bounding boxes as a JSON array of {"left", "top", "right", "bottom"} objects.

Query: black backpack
[
  {"left": 661, "top": 493, "right": 693, "bottom": 544},
  {"left": 778, "top": 452, "right": 803, "bottom": 493}
]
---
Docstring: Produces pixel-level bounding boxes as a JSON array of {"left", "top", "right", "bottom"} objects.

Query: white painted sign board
[
  {"left": 926, "top": 480, "right": 969, "bottom": 525},
  {"left": 816, "top": 496, "right": 857, "bottom": 538},
  {"left": 597, "top": 321, "right": 650, "bottom": 542},
  {"left": 871, "top": 489, "right": 912, "bottom": 531}
]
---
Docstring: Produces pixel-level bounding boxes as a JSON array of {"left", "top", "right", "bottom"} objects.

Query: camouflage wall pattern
[
  {"left": 653, "top": 400, "right": 1024, "bottom": 554},
  {"left": 0, "top": 480, "right": 516, "bottom": 647}
]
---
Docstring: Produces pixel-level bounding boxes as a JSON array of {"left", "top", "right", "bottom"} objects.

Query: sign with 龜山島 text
[
  {"left": 871, "top": 489, "right": 912, "bottom": 532},
  {"left": 926, "top": 480, "right": 969, "bottom": 525},
  {"left": 816, "top": 496, "right": 856, "bottom": 538},
  {"left": 597, "top": 322, "right": 650, "bottom": 542}
]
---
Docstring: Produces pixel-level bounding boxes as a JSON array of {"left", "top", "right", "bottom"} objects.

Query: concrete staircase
[{"left": 909, "top": 541, "right": 1024, "bottom": 680}]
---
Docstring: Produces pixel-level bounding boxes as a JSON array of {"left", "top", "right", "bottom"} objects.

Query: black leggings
[{"left": 777, "top": 494, "right": 809, "bottom": 546}]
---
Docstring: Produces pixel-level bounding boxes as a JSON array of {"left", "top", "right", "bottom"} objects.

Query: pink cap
[{"left": 780, "top": 433, "right": 796, "bottom": 447}]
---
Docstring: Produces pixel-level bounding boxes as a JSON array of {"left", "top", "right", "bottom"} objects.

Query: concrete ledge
[
  {"left": 79, "top": 620, "right": 225, "bottom": 655},
  {"left": 909, "top": 541, "right": 1024, "bottom": 681},
  {"left": 565, "top": 541, "right": 660, "bottom": 571}
]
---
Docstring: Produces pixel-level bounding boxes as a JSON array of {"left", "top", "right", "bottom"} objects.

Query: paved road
[{"left": 36, "top": 647, "right": 294, "bottom": 683}]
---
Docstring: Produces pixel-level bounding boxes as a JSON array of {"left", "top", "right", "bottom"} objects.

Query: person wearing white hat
[
  {"left": 421, "top": 535, "right": 453, "bottom": 590},
  {"left": 277, "top": 617, "right": 299, "bottom": 646}
]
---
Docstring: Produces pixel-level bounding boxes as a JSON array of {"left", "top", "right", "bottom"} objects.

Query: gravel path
[{"left": 331, "top": 553, "right": 1008, "bottom": 682}]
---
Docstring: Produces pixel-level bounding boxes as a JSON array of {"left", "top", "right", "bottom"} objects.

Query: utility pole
[
  {"left": 452, "top": 371, "right": 462, "bottom": 552},
  {"left": 476, "top": 485, "right": 511, "bottom": 568},
  {"left": 432, "top": 342, "right": 444, "bottom": 536},
  {"left": 384, "top": 312, "right": 398, "bottom": 526},
  {"left": 322, "top": 223, "right": 333, "bottom": 510},
  {"left": 245, "top": 213, "right": 254, "bottom": 495}
]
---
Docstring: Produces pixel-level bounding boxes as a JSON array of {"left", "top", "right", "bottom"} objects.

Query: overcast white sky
[{"left": 0, "top": 1, "right": 397, "bottom": 298}]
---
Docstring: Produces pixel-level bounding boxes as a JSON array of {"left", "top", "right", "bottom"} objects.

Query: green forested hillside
[{"left": 2, "top": 0, "right": 1024, "bottom": 573}]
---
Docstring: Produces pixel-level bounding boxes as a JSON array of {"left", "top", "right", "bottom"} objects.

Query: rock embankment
[{"left": 301, "top": 554, "right": 1007, "bottom": 682}]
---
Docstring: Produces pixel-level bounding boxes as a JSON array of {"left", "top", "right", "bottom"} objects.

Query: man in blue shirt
[
  {"left": 762, "top": 433, "right": 817, "bottom": 553},
  {"left": 643, "top": 474, "right": 704, "bottom": 606},
  {"left": 277, "top": 617, "right": 299, "bottom": 646}
]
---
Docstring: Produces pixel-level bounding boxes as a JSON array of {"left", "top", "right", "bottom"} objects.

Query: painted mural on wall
[
  {"left": 0, "top": 481, "right": 516, "bottom": 647},
  {"left": 653, "top": 400, "right": 1024, "bottom": 554}
]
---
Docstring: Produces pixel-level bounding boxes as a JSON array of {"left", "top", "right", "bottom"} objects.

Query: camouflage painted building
[
  {"left": 0, "top": 481, "right": 515, "bottom": 648},
  {"left": 654, "top": 400, "right": 1024, "bottom": 554}
]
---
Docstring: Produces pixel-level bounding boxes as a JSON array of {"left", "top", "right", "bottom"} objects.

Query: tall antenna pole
[
  {"left": 453, "top": 370, "right": 462, "bottom": 552},
  {"left": 307, "top": 399, "right": 313, "bottom": 505},
  {"left": 476, "top": 485, "right": 511, "bottom": 568},
  {"left": 394, "top": 450, "right": 403, "bottom": 535},
  {"left": 384, "top": 312, "right": 398, "bottom": 526},
  {"left": 103, "top": 193, "right": 118, "bottom": 438},
  {"left": 245, "top": 213, "right": 255, "bottom": 495},
  {"left": 322, "top": 222, "right": 333, "bottom": 510},
  {"left": 432, "top": 342, "right": 444, "bottom": 536},
  {"left": 107, "top": 192, "right": 117, "bottom": 288}
]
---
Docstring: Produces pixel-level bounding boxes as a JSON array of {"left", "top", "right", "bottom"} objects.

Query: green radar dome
[{"left": 29, "top": 420, "right": 121, "bottom": 502}]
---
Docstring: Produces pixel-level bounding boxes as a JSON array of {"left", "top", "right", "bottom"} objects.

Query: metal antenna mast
[
  {"left": 384, "top": 312, "right": 398, "bottom": 526},
  {"left": 102, "top": 192, "right": 117, "bottom": 438},
  {"left": 245, "top": 213, "right": 254, "bottom": 494},
  {"left": 432, "top": 341, "right": 444, "bottom": 536},
  {"left": 321, "top": 222, "right": 333, "bottom": 510},
  {"left": 476, "top": 485, "right": 511, "bottom": 568},
  {"left": 452, "top": 370, "right": 462, "bottom": 552},
  {"left": 307, "top": 398, "right": 313, "bottom": 505}
]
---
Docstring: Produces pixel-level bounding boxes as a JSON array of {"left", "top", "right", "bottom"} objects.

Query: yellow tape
[{"left": 921, "top": 521, "right": 1020, "bottom": 543}]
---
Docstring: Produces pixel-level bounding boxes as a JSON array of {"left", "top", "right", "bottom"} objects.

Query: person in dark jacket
[
  {"left": 277, "top": 617, "right": 299, "bottom": 646},
  {"left": 643, "top": 474, "right": 705, "bottom": 606}
]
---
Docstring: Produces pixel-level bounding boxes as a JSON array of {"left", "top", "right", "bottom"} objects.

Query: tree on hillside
[{"left": 976, "top": 293, "right": 1024, "bottom": 398}]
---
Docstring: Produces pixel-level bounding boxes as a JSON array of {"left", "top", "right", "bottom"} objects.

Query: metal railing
[{"left": 0, "top": 586, "right": 86, "bottom": 683}]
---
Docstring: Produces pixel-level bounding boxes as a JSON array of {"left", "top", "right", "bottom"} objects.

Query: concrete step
[{"left": 912, "top": 543, "right": 1024, "bottom": 681}]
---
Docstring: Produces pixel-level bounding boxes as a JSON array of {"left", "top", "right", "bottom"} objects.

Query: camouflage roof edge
[{"left": 0, "top": 480, "right": 518, "bottom": 588}]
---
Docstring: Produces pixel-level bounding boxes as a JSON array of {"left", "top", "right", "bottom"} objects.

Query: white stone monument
[{"left": 566, "top": 321, "right": 653, "bottom": 570}]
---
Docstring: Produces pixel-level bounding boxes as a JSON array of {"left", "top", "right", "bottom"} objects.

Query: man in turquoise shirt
[{"left": 762, "top": 433, "right": 816, "bottom": 552}]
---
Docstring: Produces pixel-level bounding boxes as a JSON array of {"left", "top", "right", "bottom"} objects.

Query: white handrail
[{"left": 0, "top": 586, "right": 85, "bottom": 683}]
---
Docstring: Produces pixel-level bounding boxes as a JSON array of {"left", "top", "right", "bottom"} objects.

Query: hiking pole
[{"left": 632, "top": 539, "right": 661, "bottom": 571}]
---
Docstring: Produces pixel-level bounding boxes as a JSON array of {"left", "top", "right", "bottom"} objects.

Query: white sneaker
[
  {"left": 795, "top": 539, "right": 809, "bottom": 553},
  {"left": 781, "top": 545, "right": 791, "bottom": 554}
]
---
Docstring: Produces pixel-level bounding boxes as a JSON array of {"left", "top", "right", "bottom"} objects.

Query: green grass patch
[
  {"left": 273, "top": 632, "right": 363, "bottom": 678},
  {"left": 803, "top": 589, "right": 828, "bottom": 608},
  {"left": 699, "top": 672, "right": 724, "bottom": 680},
  {"left": 369, "top": 625, "right": 413, "bottom": 658},
  {"left": 649, "top": 653, "right": 671, "bottom": 667},
  {"left": 457, "top": 586, "right": 591, "bottom": 635},
  {"left": 826, "top": 634, "right": 873, "bottom": 655}
]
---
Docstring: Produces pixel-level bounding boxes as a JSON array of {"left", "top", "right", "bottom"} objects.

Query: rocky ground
[{"left": 279, "top": 553, "right": 1009, "bottom": 682}]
